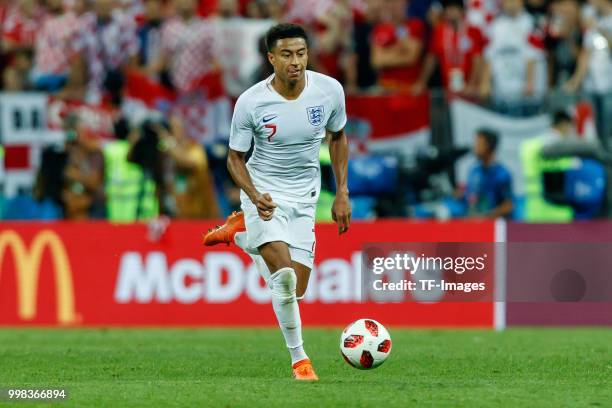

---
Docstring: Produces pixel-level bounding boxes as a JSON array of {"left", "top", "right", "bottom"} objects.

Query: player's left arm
[{"left": 329, "top": 128, "right": 351, "bottom": 235}]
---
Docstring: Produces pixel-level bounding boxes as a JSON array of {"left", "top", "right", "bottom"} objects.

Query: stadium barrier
[
  {"left": 0, "top": 220, "right": 495, "bottom": 327},
  {"left": 3, "top": 220, "right": 610, "bottom": 327},
  {"left": 505, "top": 222, "right": 612, "bottom": 326}
]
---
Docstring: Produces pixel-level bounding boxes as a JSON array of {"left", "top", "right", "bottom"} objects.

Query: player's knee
[{"left": 270, "top": 267, "right": 297, "bottom": 299}]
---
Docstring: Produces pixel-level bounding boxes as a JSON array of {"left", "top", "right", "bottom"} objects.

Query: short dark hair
[
  {"left": 265, "top": 23, "right": 309, "bottom": 52},
  {"left": 553, "top": 110, "right": 572, "bottom": 126},
  {"left": 477, "top": 128, "right": 499, "bottom": 152}
]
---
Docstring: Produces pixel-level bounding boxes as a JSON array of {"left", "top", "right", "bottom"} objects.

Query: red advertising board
[
  {"left": 0, "top": 220, "right": 495, "bottom": 327},
  {"left": 506, "top": 222, "right": 612, "bottom": 326}
]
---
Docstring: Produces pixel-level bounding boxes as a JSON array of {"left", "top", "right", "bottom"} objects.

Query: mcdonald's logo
[{"left": 0, "top": 230, "right": 78, "bottom": 324}]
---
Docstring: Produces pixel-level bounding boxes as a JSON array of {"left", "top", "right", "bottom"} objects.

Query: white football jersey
[{"left": 229, "top": 70, "right": 347, "bottom": 203}]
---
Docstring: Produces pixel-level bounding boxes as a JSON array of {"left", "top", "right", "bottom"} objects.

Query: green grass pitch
[{"left": 0, "top": 328, "right": 610, "bottom": 407}]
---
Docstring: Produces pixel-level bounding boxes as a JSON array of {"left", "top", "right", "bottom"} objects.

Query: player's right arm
[
  {"left": 227, "top": 94, "right": 276, "bottom": 221},
  {"left": 227, "top": 149, "right": 276, "bottom": 220}
]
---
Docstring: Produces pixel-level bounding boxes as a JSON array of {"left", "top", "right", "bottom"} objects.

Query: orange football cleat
[
  {"left": 203, "top": 211, "right": 246, "bottom": 246},
  {"left": 292, "top": 359, "right": 319, "bottom": 381}
]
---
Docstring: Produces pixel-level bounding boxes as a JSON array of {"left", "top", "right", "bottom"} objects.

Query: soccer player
[{"left": 204, "top": 23, "right": 350, "bottom": 381}]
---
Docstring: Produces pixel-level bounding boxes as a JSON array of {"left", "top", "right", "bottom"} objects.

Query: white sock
[
  {"left": 269, "top": 267, "right": 308, "bottom": 364},
  {"left": 289, "top": 345, "right": 308, "bottom": 364}
]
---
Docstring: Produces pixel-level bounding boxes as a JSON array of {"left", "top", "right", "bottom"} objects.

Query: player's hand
[
  {"left": 254, "top": 192, "right": 277, "bottom": 221},
  {"left": 332, "top": 192, "right": 351, "bottom": 235}
]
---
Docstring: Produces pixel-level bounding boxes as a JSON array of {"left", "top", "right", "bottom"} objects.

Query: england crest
[{"left": 306, "top": 105, "right": 324, "bottom": 126}]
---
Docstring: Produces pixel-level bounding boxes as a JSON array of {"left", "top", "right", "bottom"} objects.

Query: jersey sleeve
[
  {"left": 326, "top": 80, "right": 347, "bottom": 133},
  {"left": 229, "top": 94, "right": 254, "bottom": 152}
]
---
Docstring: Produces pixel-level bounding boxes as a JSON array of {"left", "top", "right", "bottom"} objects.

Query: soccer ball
[{"left": 340, "top": 319, "right": 392, "bottom": 369}]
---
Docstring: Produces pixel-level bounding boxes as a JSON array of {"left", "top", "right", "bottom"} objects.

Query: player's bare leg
[
  {"left": 204, "top": 213, "right": 317, "bottom": 380},
  {"left": 258, "top": 240, "right": 291, "bottom": 272},
  {"left": 292, "top": 261, "right": 311, "bottom": 300},
  {"left": 259, "top": 241, "right": 318, "bottom": 381},
  {"left": 233, "top": 232, "right": 312, "bottom": 300}
]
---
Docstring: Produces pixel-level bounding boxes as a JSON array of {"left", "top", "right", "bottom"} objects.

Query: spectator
[
  {"left": 62, "top": 113, "right": 106, "bottom": 219},
  {"left": 74, "top": 0, "right": 139, "bottom": 105},
  {"left": 414, "top": 0, "right": 485, "bottom": 95},
  {"left": 284, "top": 0, "right": 355, "bottom": 80},
  {"left": 103, "top": 117, "right": 159, "bottom": 222},
  {"left": 31, "top": 0, "right": 82, "bottom": 93},
  {"left": 154, "top": 0, "right": 225, "bottom": 144},
  {"left": 2, "top": 0, "right": 43, "bottom": 90},
  {"left": 520, "top": 110, "right": 577, "bottom": 222},
  {"left": 2, "top": 0, "right": 41, "bottom": 53},
  {"left": 4, "top": 146, "right": 64, "bottom": 220},
  {"left": 345, "top": 0, "right": 384, "bottom": 92},
  {"left": 136, "top": 0, "right": 165, "bottom": 73},
  {"left": 157, "top": 115, "right": 220, "bottom": 219},
  {"left": 155, "top": 0, "right": 219, "bottom": 95},
  {"left": 245, "top": 0, "right": 264, "bottom": 18},
  {"left": 463, "top": 128, "right": 514, "bottom": 218},
  {"left": 0, "top": 0, "right": 9, "bottom": 27},
  {"left": 0, "top": 0, "right": 9, "bottom": 78},
  {"left": 465, "top": 0, "right": 499, "bottom": 38},
  {"left": 564, "top": 0, "right": 611, "bottom": 140},
  {"left": 53, "top": 0, "right": 90, "bottom": 100},
  {"left": 537, "top": 112, "right": 612, "bottom": 161},
  {"left": 317, "top": 0, "right": 355, "bottom": 80},
  {"left": 28, "top": 145, "right": 65, "bottom": 220},
  {"left": 565, "top": 0, "right": 612, "bottom": 95},
  {"left": 2, "top": 48, "right": 33, "bottom": 91},
  {"left": 543, "top": 110, "right": 578, "bottom": 141},
  {"left": 546, "top": 0, "right": 582, "bottom": 88},
  {"left": 371, "top": 0, "right": 425, "bottom": 92},
  {"left": 130, "top": 118, "right": 173, "bottom": 213},
  {"left": 538, "top": 109, "right": 612, "bottom": 217},
  {"left": 481, "top": 0, "right": 548, "bottom": 115}
]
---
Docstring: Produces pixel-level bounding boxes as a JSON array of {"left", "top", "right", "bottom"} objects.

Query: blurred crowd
[
  {"left": 2, "top": 0, "right": 611, "bottom": 107},
  {"left": 0, "top": 0, "right": 612, "bottom": 109},
  {"left": 0, "top": 0, "right": 611, "bottom": 222}
]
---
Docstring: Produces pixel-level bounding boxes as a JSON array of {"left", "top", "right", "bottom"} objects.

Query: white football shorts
[{"left": 240, "top": 192, "right": 316, "bottom": 269}]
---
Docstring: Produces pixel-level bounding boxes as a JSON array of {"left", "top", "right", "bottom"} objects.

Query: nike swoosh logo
[{"left": 262, "top": 114, "right": 278, "bottom": 123}]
